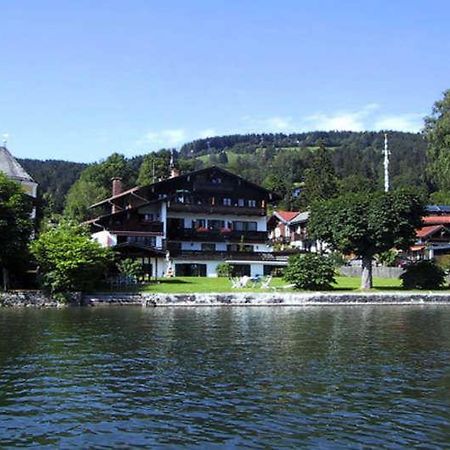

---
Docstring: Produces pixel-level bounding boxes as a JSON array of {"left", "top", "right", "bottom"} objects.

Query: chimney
[
  {"left": 111, "top": 177, "right": 123, "bottom": 214},
  {"left": 112, "top": 177, "right": 123, "bottom": 197}
]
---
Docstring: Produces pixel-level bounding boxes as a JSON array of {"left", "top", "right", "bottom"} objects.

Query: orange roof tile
[
  {"left": 416, "top": 225, "right": 444, "bottom": 238},
  {"left": 423, "top": 215, "right": 450, "bottom": 225},
  {"left": 276, "top": 210, "right": 300, "bottom": 222}
]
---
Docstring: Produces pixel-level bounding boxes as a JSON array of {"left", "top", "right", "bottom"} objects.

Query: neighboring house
[
  {"left": 0, "top": 146, "right": 38, "bottom": 219},
  {"left": 268, "top": 210, "right": 322, "bottom": 252},
  {"left": 410, "top": 213, "right": 450, "bottom": 259},
  {"left": 88, "top": 166, "right": 284, "bottom": 278}
]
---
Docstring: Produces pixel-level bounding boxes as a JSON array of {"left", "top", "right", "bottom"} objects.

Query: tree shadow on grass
[{"left": 154, "top": 278, "right": 191, "bottom": 285}]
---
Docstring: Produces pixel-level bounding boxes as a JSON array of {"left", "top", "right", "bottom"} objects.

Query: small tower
[
  {"left": 384, "top": 133, "right": 390, "bottom": 192},
  {"left": 169, "top": 149, "right": 180, "bottom": 178}
]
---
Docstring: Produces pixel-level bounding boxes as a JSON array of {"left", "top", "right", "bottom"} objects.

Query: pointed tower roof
[{"left": 0, "top": 146, "right": 34, "bottom": 182}]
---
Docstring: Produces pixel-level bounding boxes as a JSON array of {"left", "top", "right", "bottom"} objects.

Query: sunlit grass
[{"left": 136, "top": 275, "right": 404, "bottom": 294}]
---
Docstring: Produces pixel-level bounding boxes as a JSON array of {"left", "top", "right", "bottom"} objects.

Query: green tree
[
  {"left": 137, "top": 150, "right": 171, "bottom": 185},
  {"left": 300, "top": 141, "right": 338, "bottom": 208},
  {"left": 64, "top": 153, "right": 133, "bottom": 222},
  {"left": 283, "top": 253, "right": 335, "bottom": 290},
  {"left": 0, "top": 173, "right": 33, "bottom": 290},
  {"left": 30, "top": 221, "right": 113, "bottom": 294},
  {"left": 309, "top": 190, "right": 424, "bottom": 289},
  {"left": 337, "top": 174, "right": 375, "bottom": 195},
  {"left": 425, "top": 89, "right": 450, "bottom": 192}
]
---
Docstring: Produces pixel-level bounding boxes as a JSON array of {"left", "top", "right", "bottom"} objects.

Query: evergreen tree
[{"left": 300, "top": 141, "right": 338, "bottom": 208}]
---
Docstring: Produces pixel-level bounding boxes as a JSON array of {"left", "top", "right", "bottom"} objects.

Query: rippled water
[{"left": 0, "top": 306, "right": 450, "bottom": 448}]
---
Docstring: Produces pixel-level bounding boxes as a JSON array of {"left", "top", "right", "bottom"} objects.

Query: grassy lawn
[{"left": 136, "top": 276, "right": 403, "bottom": 294}]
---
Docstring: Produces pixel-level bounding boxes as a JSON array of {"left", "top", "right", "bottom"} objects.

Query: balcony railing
[
  {"left": 168, "top": 203, "right": 266, "bottom": 216},
  {"left": 167, "top": 228, "right": 268, "bottom": 242},
  {"left": 110, "top": 221, "right": 164, "bottom": 234},
  {"left": 166, "top": 250, "right": 279, "bottom": 261}
]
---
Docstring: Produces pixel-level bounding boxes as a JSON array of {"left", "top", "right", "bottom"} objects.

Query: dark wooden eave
[{"left": 89, "top": 166, "right": 281, "bottom": 210}]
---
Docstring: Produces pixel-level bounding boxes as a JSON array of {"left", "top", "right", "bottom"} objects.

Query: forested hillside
[
  {"left": 18, "top": 130, "right": 429, "bottom": 221},
  {"left": 18, "top": 159, "right": 87, "bottom": 213}
]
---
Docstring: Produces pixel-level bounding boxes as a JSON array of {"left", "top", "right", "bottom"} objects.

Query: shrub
[
  {"left": 216, "top": 262, "right": 233, "bottom": 277},
  {"left": 30, "top": 221, "right": 113, "bottom": 294},
  {"left": 283, "top": 253, "right": 336, "bottom": 290},
  {"left": 117, "top": 258, "right": 143, "bottom": 279},
  {"left": 400, "top": 260, "right": 446, "bottom": 290}
]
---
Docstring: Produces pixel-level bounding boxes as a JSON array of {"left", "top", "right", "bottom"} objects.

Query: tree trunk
[
  {"left": 2, "top": 267, "right": 9, "bottom": 292},
  {"left": 361, "top": 256, "right": 373, "bottom": 289}
]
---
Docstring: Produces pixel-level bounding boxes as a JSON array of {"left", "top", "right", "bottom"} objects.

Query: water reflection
[{"left": 0, "top": 306, "right": 449, "bottom": 448}]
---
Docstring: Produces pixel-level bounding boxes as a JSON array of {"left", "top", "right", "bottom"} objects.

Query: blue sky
[{"left": 1, "top": 0, "right": 449, "bottom": 162}]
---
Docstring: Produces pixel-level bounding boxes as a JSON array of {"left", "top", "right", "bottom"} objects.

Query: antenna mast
[{"left": 384, "top": 133, "right": 390, "bottom": 192}]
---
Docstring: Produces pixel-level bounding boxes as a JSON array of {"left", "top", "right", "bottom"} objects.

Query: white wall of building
[{"left": 92, "top": 230, "right": 117, "bottom": 247}]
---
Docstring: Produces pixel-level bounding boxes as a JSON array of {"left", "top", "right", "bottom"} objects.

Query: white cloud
[
  {"left": 373, "top": 113, "right": 423, "bottom": 132},
  {"left": 304, "top": 103, "right": 380, "bottom": 132},
  {"left": 240, "top": 115, "right": 294, "bottom": 133},
  {"left": 197, "top": 128, "right": 217, "bottom": 139},
  {"left": 141, "top": 128, "right": 187, "bottom": 148}
]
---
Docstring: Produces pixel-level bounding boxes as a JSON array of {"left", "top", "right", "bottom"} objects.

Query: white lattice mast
[{"left": 384, "top": 132, "right": 390, "bottom": 192}]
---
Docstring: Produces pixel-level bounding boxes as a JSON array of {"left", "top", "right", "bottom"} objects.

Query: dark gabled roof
[
  {"left": 0, "top": 146, "right": 35, "bottom": 182},
  {"left": 90, "top": 165, "right": 281, "bottom": 209}
]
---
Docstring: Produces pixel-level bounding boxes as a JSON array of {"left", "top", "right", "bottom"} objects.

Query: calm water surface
[{"left": 0, "top": 306, "right": 449, "bottom": 449}]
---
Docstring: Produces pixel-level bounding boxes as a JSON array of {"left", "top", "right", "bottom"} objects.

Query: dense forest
[{"left": 18, "top": 130, "right": 428, "bottom": 223}]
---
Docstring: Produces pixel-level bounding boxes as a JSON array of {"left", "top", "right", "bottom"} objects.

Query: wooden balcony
[
  {"left": 167, "top": 250, "right": 278, "bottom": 261},
  {"left": 167, "top": 228, "right": 269, "bottom": 243},
  {"left": 110, "top": 221, "right": 164, "bottom": 234},
  {"left": 168, "top": 203, "right": 266, "bottom": 216}
]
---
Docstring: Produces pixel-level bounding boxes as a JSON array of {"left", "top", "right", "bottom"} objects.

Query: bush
[
  {"left": 117, "top": 258, "right": 143, "bottom": 279},
  {"left": 216, "top": 262, "right": 233, "bottom": 277},
  {"left": 400, "top": 260, "right": 446, "bottom": 290},
  {"left": 30, "top": 221, "right": 113, "bottom": 294},
  {"left": 283, "top": 253, "right": 336, "bottom": 290}
]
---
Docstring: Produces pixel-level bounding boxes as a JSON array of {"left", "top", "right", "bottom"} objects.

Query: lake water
[{"left": 0, "top": 306, "right": 449, "bottom": 448}]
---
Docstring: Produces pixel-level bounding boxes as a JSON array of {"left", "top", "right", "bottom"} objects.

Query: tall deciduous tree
[
  {"left": 309, "top": 190, "right": 424, "bottom": 289},
  {"left": 0, "top": 173, "right": 33, "bottom": 289},
  {"left": 64, "top": 153, "right": 133, "bottom": 222},
  {"left": 300, "top": 141, "right": 338, "bottom": 208},
  {"left": 425, "top": 89, "right": 450, "bottom": 194}
]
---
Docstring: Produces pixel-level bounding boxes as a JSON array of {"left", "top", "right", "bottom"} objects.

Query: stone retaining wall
[
  {"left": 2, "top": 290, "right": 450, "bottom": 308},
  {"left": 0, "top": 291, "right": 81, "bottom": 308},
  {"left": 82, "top": 292, "right": 450, "bottom": 307}
]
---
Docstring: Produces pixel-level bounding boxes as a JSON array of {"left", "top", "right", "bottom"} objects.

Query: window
[
  {"left": 223, "top": 197, "right": 232, "bottom": 206},
  {"left": 248, "top": 200, "right": 257, "bottom": 208},
  {"left": 192, "top": 219, "right": 206, "bottom": 229},
  {"left": 233, "top": 221, "right": 244, "bottom": 231},
  {"left": 210, "top": 176, "right": 222, "bottom": 184},
  {"left": 226, "top": 244, "right": 253, "bottom": 253},
  {"left": 238, "top": 198, "right": 245, "bottom": 207},
  {"left": 209, "top": 220, "right": 224, "bottom": 231},
  {"left": 140, "top": 213, "right": 154, "bottom": 222},
  {"left": 232, "top": 221, "right": 257, "bottom": 232},
  {"left": 127, "top": 236, "right": 156, "bottom": 247}
]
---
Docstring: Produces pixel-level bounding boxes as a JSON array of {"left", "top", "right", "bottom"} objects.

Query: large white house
[{"left": 88, "top": 166, "right": 285, "bottom": 278}]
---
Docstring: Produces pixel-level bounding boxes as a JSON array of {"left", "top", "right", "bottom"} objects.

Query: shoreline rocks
[{"left": 2, "top": 290, "right": 450, "bottom": 308}]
